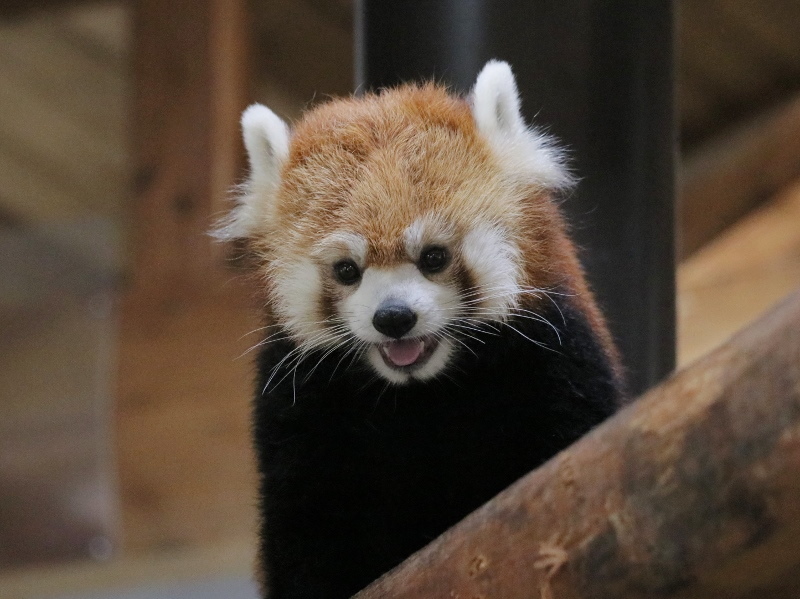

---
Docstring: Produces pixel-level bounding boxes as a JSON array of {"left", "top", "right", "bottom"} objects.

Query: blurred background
[{"left": 0, "top": 0, "right": 799, "bottom": 597}]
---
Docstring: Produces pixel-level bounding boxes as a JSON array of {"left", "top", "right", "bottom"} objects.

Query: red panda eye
[
  {"left": 419, "top": 246, "right": 449, "bottom": 273},
  {"left": 333, "top": 260, "right": 361, "bottom": 285}
]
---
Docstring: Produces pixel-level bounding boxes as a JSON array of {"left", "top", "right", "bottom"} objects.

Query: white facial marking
[
  {"left": 461, "top": 225, "right": 521, "bottom": 318},
  {"left": 312, "top": 232, "right": 368, "bottom": 267},
  {"left": 344, "top": 264, "right": 457, "bottom": 342},
  {"left": 342, "top": 264, "right": 458, "bottom": 384},
  {"left": 271, "top": 257, "right": 325, "bottom": 343},
  {"left": 406, "top": 338, "right": 454, "bottom": 381},
  {"left": 403, "top": 214, "right": 454, "bottom": 260}
]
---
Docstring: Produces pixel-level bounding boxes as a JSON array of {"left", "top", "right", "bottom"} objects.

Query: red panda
[{"left": 219, "top": 61, "right": 622, "bottom": 598}]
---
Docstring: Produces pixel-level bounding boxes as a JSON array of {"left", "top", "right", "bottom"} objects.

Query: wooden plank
[
  {"left": 0, "top": 7, "right": 128, "bottom": 275},
  {"left": 357, "top": 288, "right": 800, "bottom": 598},
  {"left": 207, "top": 0, "right": 252, "bottom": 227},
  {"left": 116, "top": 288, "right": 260, "bottom": 554},
  {"left": 0, "top": 142, "right": 90, "bottom": 224},
  {"left": 680, "top": 93, "right": 800, "bottom": 257},
  {"left": 116, "top": 0, "right": 259, "bottom": 554},
  {"left": 676, "top": 0, "right": 800, "bottom": 147},
  {"left": 0, "top": 8, "right": 127, "bottom": 229},
  {"left": 676, "top": 76, "right": 715, "bottom": 144},
  {"left": 0, "top": 67, "right": 125, "bottom": 220},
  {"left": 0, "top": 14, "right": 127, "bottom": 137},
  {"left": 678, "top": 178, "right": 800, "bottom": 366}
]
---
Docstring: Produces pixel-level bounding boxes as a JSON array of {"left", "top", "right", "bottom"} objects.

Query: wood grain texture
[
  {"left": 116, "top": 0, "right": 258, "bottom": 554},
  {"left": 0, "top": 10, "right": 127, "bottom": 228},
  {"left": 116, "top": 283, "right": 260, "bottom": 553},
  {"left": 356, "top": 288, "right": 800, "bottom": 599},
  {"left": 678, "top": 178, "right": 800, "bottom": 366},
  {"left": 128, "top": 0, "right": 240, "bottom": 295}
]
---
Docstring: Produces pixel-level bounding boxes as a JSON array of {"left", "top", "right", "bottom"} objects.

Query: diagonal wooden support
[{"left": 356, "top": 289, "right": 800, "bottom": 599}]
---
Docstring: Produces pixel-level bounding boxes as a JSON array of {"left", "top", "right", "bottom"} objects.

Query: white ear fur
[
  {"left": 472, "top": 60, "right": 527, "bottom": 138},
  {"left": 471, "top": 60, "right": 573, "bottom": 190},
  {"left": 214, "top": 103, "right": 289, "bottom": 240},
  {"left": 242, "top": 103, "right": 290, "bottom": 184}
]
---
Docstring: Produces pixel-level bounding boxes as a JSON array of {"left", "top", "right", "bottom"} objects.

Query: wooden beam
[
  {"left": 680, "top": 93, "right": 800, "bottom": 258},
  {"left": 678, "top": 178, "right": 800, "bottom": 366},
  {"left": 357, "top": 288, "right": 800, "bottom": 599},
  {"left": 126, "top": 0, "right": 250, "bottom": 299},
  {"left": 117, "top": 0, "right": 259, "bottom": 554}
]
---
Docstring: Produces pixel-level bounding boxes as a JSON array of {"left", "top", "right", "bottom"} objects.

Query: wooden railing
[{"left": 356, "top": 289, "right": 800, "bottom": 599}]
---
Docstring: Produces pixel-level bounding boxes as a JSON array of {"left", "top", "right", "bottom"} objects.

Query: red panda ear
[
  {"left": 241, "top": 103, "right": 290, "bottom": 185},
  {"left": 214, "top": 104, "right": 290, "bottom": 241},
  {"left": 470, "top": 61, "right": 574, "bottom": 192},
  {"left": 471, "top": 60, "right": 527, "bottom": 139}
]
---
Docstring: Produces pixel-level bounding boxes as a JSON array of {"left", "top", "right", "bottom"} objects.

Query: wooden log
[{"left": 357, "top": 288, "right": 800, "bottom": 599}]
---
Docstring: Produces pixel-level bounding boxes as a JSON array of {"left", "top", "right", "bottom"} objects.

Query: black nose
[{"left": 372, "top": 303, "right": 417, "bottom": 338}]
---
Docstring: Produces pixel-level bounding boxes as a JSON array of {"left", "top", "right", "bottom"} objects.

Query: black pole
[{"left": 355, "top": 0, "right": 675, "bottom": 396}]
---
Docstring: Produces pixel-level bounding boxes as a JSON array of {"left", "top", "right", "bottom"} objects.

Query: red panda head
[{"left": 219, "top": 61, "right": 602, "bottom": 385}]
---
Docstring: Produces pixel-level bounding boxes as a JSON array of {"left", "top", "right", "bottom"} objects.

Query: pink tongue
[{"left": 384, "top": 339, "right": 424, "bottom": 366}]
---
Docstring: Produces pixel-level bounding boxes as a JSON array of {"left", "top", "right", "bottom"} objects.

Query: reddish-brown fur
[{"left": 246, "top": 83, "right": 620, "bottom": 375}]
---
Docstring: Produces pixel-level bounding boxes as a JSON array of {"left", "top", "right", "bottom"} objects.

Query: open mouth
[{"left": 379, "top": 336, "right": 438, "bottom": 370}]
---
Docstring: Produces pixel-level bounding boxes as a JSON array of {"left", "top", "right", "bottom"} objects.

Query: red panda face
[
  {"left": 219, "top": 61, "right": 575, "bottom": 385},
  {"left": 299, "top": 215, "right": 524, "bottom": 383}
]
